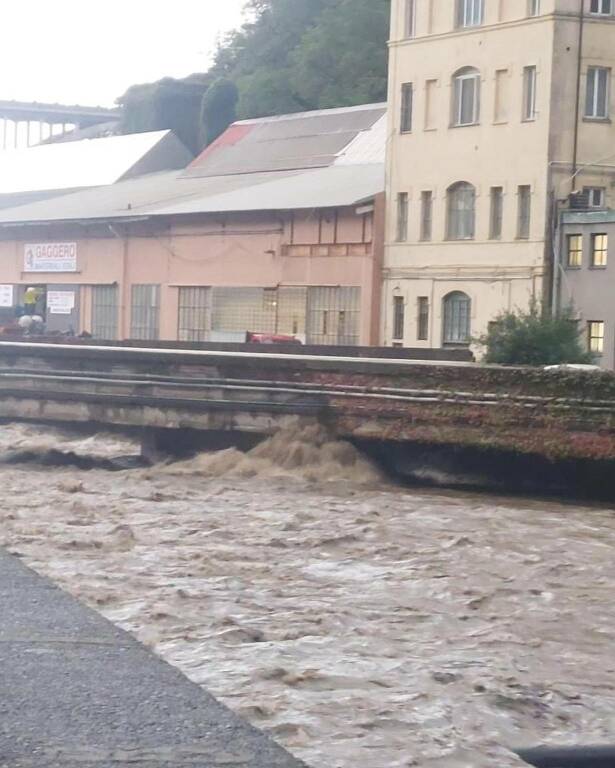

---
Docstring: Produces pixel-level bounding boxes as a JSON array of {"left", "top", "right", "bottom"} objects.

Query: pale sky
[{"left": 1, "top": 0, "right": 247, "bottom": 107}]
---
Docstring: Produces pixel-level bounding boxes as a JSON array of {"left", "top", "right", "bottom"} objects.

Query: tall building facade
[{"left": 384, "top": 0, "right": 615, "bottom": 349}]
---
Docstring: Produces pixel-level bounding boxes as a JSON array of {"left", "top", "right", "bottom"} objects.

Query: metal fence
[{"left": 307, "top": 287, "right": 361, "bottom": 346}]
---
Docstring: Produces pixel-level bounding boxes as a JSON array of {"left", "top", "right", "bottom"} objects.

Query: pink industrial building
[{"left": 0, "top": 104, "right": 386, "bottom": 345}]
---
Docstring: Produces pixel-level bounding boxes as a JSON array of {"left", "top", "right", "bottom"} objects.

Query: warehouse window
[
  {"left": 588, "top": 321, "right": 605, "bottom": 354},
  {"left": 91, "top": 285, "right": 118, "bottom": 340},
  {"left": 178, "top": 287, "right": 211, "bottom": 342},
  {"left": 307, "top": 287, "right": 361, "bottom": 346},
  {"left": 131, "top": 284, "right": 160, "bottom": 340}
]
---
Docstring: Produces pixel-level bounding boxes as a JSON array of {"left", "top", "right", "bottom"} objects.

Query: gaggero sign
[{"left": 24, "top": 243, "right": 77, "bottom": 273}]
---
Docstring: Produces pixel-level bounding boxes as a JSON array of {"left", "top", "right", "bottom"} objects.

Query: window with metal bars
[
  {"left": 307, "top": 287, "right": 361, "bottom": 346},
  {"left": 392, "top": 296, "right": 405, "bottom": 342},
  {"left": 417, "top": 297, "right": 429, "bottom": 341},
  {"left": 178, "top": 287, "right": 211, "bottom": 342},
  {"left": 91, "top": 285, "right": 118, "bottom": 340},
  {"left": 130, "top": 284, "right": 160, "bottom": 340}
]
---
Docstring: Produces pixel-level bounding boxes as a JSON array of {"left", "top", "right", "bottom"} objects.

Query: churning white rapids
[{"left": 1, "top": 421, "right": 614, "bottom": 768}]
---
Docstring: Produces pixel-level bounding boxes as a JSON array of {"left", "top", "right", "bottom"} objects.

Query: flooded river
[{"left": 1, "top": 421, "right": 614, "bottom": 768}]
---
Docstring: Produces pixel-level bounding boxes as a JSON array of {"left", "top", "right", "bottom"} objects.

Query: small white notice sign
[
  {"left": 0, "top": 285, "right": 13, "bottom": 308},
  {"left": 47, "top": 291, "right": 75, "bottom": 315},
  {"left": 24, "top": 243, "right": 77, "bottom": 273}
]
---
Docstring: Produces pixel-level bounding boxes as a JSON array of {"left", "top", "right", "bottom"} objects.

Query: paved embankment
[{"left": 0, "top": 548, "right": 307, "bottom": 768}]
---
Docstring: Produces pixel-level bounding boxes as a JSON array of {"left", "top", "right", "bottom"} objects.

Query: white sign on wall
[
  {"left": 24, "top": 243, "right": 77, "bottom": 273},
  {"left": 0, "top": 285, "right": 14, "bottom": 308},
  {"left": 47, "top": 291, "right": 76, "bottom": 315}
]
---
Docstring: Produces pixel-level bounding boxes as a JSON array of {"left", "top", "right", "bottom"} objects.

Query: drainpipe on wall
[{"left": 571, "top": 0, "right": 585, "bottom": 189}]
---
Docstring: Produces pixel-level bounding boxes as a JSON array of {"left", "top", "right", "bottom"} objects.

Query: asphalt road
[{"left": 0, "top": 548, "right": 308, "bottom": 768}]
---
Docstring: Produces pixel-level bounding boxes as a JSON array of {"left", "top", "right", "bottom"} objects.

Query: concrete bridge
[
  {"left": 0, "top": 100, "right": 120, "bottom": 149},
  {"left": 1, "top": 340, "right": 614, "bottom": 496}
]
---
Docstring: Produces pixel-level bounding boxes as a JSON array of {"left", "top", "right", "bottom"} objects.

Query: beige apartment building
[{"left": 384, "top": 0, "right": 615, "bottom": 349}]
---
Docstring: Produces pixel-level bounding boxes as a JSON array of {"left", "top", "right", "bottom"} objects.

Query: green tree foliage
[
  {"left": 118, "top": 75, "right": 212, "bottom": 154},
  {"left": 480, "top": 303, "right": 594, "bottom": 366},
  {"left": 200, "top": 79, "right": 239, "bottom": 147},
  {"left": 117, "top": 0, "right": 391, "bottom": 150}
]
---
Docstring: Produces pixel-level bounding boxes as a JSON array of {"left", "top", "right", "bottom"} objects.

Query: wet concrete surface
[{"left": 0, "top": 548, "right": 306, "bottom": 768}]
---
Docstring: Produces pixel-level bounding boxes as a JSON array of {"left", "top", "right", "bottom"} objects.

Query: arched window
[
  {"left": 452, "top": 67, "right": 481, "bottom": 126},
  {"left": 446, "top": 181, "right": 476, "bottom": 240},
  {"left": 443, "top": 292, "right": 472, "bottom": 345}
]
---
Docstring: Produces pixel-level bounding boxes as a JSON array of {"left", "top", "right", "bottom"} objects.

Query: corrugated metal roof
[
  {"left": 186, "top": 103, "right": 387, "bottom": 178},
  {"left": 0, "top": 131, "right": 191, "bottom": 194}
]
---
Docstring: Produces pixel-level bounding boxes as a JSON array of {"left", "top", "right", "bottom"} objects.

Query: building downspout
[{"left": 571, "top": 0, "right": 585, "bottom": 189}]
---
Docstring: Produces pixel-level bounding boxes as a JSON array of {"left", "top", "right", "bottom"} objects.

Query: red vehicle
[{"left": 245, "top": 332, "right": 302, "bottom": 345}]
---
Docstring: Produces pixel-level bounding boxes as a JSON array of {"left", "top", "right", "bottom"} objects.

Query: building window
[
  {"left": 567, "top": 234, "right": 583, "bottom": 267},
  {"left": 417, "top": 297, "right": 429, "bottom": 341},
  {"left": 588, "top": 321, "right": 605, "bottom": 354},
  {"left": 420, "top": 191, "right": 433, "bottom": 241},
  {"left": 447, "top": 181, "right": 476, "bottom": 240},
  {"left": 307, "top": 287, "right": 361, "bottom": 346},
  {"left": 489, "top": 186, "right": 503, "bottom": 239},
  {"left": 131, "top": 284, "right": 160, "bottom": 341},
  {"left": 452, "top": 67, "right": 481, "bottom": 126},
  {"left": 91, "top": 285, "right": 118, "bottom": 340},
  {"left": 584, "top": 187, "right": 606, "bottom": 208},
  {"left": 456, "top": 0, "right": 484, "bottom": 27},
  {"left": 393, "top": 296, "right": 405, "bottom": 341},
  {"left": 522, "top": 66, "right": 537, "bottom": 121},
  {"left": 517, "top": 185, "right": 531, "bottom": 239},
  {"left": 591, "top": 233, "right": 608, "bottom": 267},
  {"left": 405, "top": 0, "right": 416, "bottom": 37},
  {"left": 401, "top": 83, "right": 413, "bottom": 132},
  {"left": 396, "top": 192, "right": 409, "bottom": 241},
  {"left": 443, "top": 291, "right": 471, "bottom": 345},
  {"left": 585, "top": 67, "right": 610, "bottom": 119},
  {"left": 590, "top": 0, "right": 612, "bottom": 14},
  {"left": 528, "top": 0, "right": 541, "bottom": 15},
  {"left": 178, "top": 286, "right": 211, "bottom": 342}
]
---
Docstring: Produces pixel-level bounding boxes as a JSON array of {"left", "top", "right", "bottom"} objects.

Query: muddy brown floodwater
[{"left": 1, "top": 421, "right": 614, "bottom": 768}]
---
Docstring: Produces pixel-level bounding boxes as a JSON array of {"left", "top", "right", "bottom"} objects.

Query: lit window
[
  {"left": 393, "top": 296, "right": 405, "bottom": 342},
  {"left": 591, "top": 233, "right": 608, "bottom": 267},
  {"left": 584, "top": 187, "right": 606, "bottom": 208},
  {"left": 590, "top": 0, "right": 612, "bottom": 15},
  {"left": 567, "top": 234, "right": 583, "bottom": 267},
  {"left": 405, "top": 0, "right": 416, "bottom": 37},
  {"left": 522, "top": 66, "right": 537, "bottom": 121},
  {"left": 517, "top": 185, "right": 531, "bottom": 239},
  {"left": 528, "top": 0, "right": 541, "bottom": 15},
  {"left": 447, "top": 182, "right": 476, "bottom": 240},
  {"left": 452, "top": 68, "right": 481, "bottom": 126},
  {"left": 417, "top": 297, "right": 429, "bottom": 341},
  {"left": 588, "top": 321, "right": 605, "bottom": 354},
  {"left": 443, "top": 292, "right": 471, "bottom": 345},
  {"left": 585, "top": 67, "right": 610, "bottom": 119},
  {"left": 396, "top": 193, "right": 409, "bottom": 241},
  {"left": 420, "top": 191, "right": 433, "bottom": 241},
  {"left": 401, "top": 83, "right": 413, "bottom": 132},
  {"left": 456, "top": 0, "right": 484, "bottom": 28},
  {"left": 489, "top": 186, "right": 503, "bottom": 240}
]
